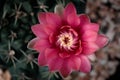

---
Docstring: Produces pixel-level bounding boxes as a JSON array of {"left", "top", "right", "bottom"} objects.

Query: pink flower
[{"left": 28, "top": 3, "right": 108, "bottom": 77}]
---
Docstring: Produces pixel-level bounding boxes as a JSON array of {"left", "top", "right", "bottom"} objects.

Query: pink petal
[
  {"left": 27, "top": 38, "right": 38, "bottom": 50},
  {"left": 46, "top": 12, "right": 62, "bottom": 27},
  {"left": 38, "top": 52, "right": 47, "bottom": 66},
  {"left": 64, "top": 3, "right": 76, "bottom": 17},
  {"left": 31, "top": 24, "right": 48, "bottom": 38},
  {"left": 43, "top": 25, "right": 56, "bottom": 35},
  {"left": 75, "top": 41, "right": 82, "bottom": 55},
  {"left": 63, "top": 3, "right": 77, "bottom": 23},
  {"left": 68, "top": 56, "right": 81, "bottom": 70},
  {"left": 59, "top": 52, "right": 70, "bottom": 58},
  {"left": 96, "top": 34, "right": 109, "bottom": 48},
  {"left": 38, "top": 12, "right": 47, "bottom": 24},
  {"left": 75, "top": 47, "right": 82, "bottom": 55},
  {"left": 82, "top": 42, "right": 99, "bottom": 54},
  {"left": 45, "top": 48, "right": 63, "bottom": 71},
  {"left": 81, "top": 30, "right": 97, "bottom": 41},
  {"left": 80, "top": 55, "right": 91, "bottom": 73},
  {"left": 59, "top": 60, "right": 71, "bottom": 77},
  {"left": 48, "top": 58, "right": 63, "bottom": 72},
  {"left": 49, "top": 33, "right": 55, "bottom": 44},
  {"left": 45, "top": 48, "right": 59, "bottom": 62},
  {"left": 79, "top": 14, "right": 90, "bottom": 26},
  {"left": 34, "top": 39, "right": 50, "bottom": 53},
  {"left": 80, "top": 23, "right": 99, "bottom": 32},
  {"left": 67, "top": 13, "right": 80, "bottom": 27},
  {"left": 38, "top": 12, "right": 62, "bottom": 28}
]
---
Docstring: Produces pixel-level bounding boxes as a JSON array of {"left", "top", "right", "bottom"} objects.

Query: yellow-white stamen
[{"left": 56, "top": 32, "right": 77, "bottom": 51}]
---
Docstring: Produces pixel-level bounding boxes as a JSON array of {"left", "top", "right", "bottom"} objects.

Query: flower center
[
  {"left": 56, "top": 26, "right": 79, "bottom": 51},
  {"left": 63, "top": 37, "right": 70, "bottom": 44}
]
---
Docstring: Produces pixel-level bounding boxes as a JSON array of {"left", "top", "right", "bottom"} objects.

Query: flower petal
[
  {"left": 43, "top": 24, "right": 56, "bottom": 35},
  {"left": 67, "top": 13, "right": 80, "bottom": 27},
  {"left": 45, "top": 48, "right": 58, "bottom": 62},
  {"left": 87, "top": 54, "right": 96, "bottom": 62},
  {"left": 63, "top": 3, "right": 77, "bottom": 23},
  {"left": 31, "top": 24, "right": 48, "bottom": 38},
  {"left": 59, "top": 60, "right": 71, "bottom": 77},
  {"left": 46, "top": 12, "right": 62, "bottom": 27},
  {"left": 79, "top": 14, "right": 90, "bottom": 26},
  {"left": 38, "top": 12, "right": 62, "bottom": 27},
  {"left": 68, "top": 56, "right": 81, "bottom": 70},
  {"left": 48, "top": 58, "right": 63, "bottom": 72},
  {"left": 64, "top": 3, "right": 76, "bottom": 17},
  {"left": 45, "top": 48, "right": 63, "bottom": 71},
  {"left": 38, "top": 12, "right": 47, "bottom": 24},
  {"left": 59, "top": 52, "right": 70, "bottom": 58},
  {"left": 38, "top": 53, "right": 47, "bottom": 66},
  {"left": 96, "top": 34, "right": 109, "bottom": 48},
  {"left": 34, "top": 39, "right": 50, "bottom": 53},
  {"left": 27, "top": 38, "right": 38, "bottom": 50},
  {"left": 75, "top": 47, "right": 82, "bottom": 55},
  {"left": 82, "top": 42, "right": 99, "bottom": 54},
  {"left": 81, "top": 30, "right": 97, "bottom": 41},
  {"left": 80, "top": 55, "right": 91, "bottom": 73},
  {"left": 54, "top": 4, "right": 64, "bottom": 16},
  {"left": 81, "top": 23, "right": 99, "bottom": 32}
]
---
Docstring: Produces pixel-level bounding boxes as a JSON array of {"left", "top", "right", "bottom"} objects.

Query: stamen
[{"left": 56, "top": 32, "right": 78, "bottom": 51}]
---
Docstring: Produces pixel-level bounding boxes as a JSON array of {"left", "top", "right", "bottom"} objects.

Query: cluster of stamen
[{"left": 56, "top": 26, "right": 79, "bottom": 51}]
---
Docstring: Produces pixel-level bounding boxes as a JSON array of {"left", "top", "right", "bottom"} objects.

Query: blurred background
[{"left": 0, "top": 0, "right": 120, "bottom": 80}]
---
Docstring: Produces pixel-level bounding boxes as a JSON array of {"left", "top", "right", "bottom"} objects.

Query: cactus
[
  {"left": 0, "top": 0, "right": 86, "bottom": 80},
  {"left": 0, "top": 0, "right": 119, "bottom": 80}
]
